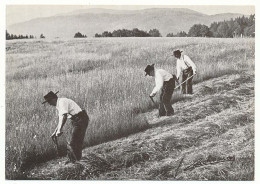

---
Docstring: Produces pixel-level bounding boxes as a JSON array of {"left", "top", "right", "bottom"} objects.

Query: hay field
[
  {"left": 28, "top": 72, "right": 254, "bottom": 180},
  {"left": 5, "top": 37, "right": 254, "bottom": 179}
]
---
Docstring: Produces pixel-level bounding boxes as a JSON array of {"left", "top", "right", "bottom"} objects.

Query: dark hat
[
  {"left": 173, "top": 50, "right": 183, "bottom": 57},
  {"left": 144, "top": 64, "right": 155, "bottom": 76},
  {"left": 42, "top": 91, "right": 59, "bottom": 104}
]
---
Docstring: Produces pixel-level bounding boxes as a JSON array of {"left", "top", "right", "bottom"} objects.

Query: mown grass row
[
  {"left": 27, "top": 72, "right": 255, "bottom": 180},
  {"left": 5, "top": 37, "right": 254, "bottom": 179}
]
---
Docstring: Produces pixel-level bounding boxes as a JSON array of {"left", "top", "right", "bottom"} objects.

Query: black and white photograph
[{"left": 1, "top": 0, "right": 259, "bottom": 182}]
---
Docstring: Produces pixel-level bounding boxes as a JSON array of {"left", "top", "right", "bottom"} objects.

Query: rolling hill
[{"left": 7, "top": 8, "right": 244, "bottom": 38}]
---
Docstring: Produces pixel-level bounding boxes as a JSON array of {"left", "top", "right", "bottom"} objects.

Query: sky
[{"left": 6, "top": 5, "right": 255, "bottom": 26}]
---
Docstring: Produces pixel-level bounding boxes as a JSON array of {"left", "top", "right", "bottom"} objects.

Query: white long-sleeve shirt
[
  {"left": 56, "top": 98, "right": 82, "bottom": 130},
  {"left": 150, "top": 69, "right": 173, "bottom": 96},
  {"left": 176, "top": 54, "right": 196, "bottom": 79}
]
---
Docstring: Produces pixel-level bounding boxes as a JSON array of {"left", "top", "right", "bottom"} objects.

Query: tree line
[
  {"left": 94, "top": 28, "right": 162, "bottom": 37},
  {"left": 74, "top": 32, "right": 87, "bottom": 38},
  {"left": 167, "top": 14, "right": 255, "bottom": 38},
  {"left": 6, "top": 30, "right": 36, "bottom": 40},
  {"left": 6, "top": 30, "right": 46, "bottom": 40}
]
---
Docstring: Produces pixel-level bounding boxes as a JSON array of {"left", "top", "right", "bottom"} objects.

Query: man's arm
[
  {"left": 150, "top": 72, "right": 163, "bottom": 97},
  {"left": 56, "top": 114, "right": 68, "bottom": 137}
]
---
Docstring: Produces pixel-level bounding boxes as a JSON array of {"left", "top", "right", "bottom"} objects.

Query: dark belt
[
  {"left": 70, "top": 110, "right": 89, "bottom": 123},
  {"left": 164, "top": 76, "right": 175, "bottom": 84},
  {"left": 183, "top": 67, "right": 193, "bottom": 75}
]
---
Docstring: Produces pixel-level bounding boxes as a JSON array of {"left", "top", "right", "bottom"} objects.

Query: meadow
[{"left": 5, "top": 37, "right": 254, "bottom": 179}]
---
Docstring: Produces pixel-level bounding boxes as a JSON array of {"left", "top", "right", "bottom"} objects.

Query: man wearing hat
[
  {"left": 145, "top": 64, "right": 176, "bottom": 117},
  {"left": 42, "top": 91, "right": 89, "bottom": 163},
  {"left": 173, "top": 50, "right": 197, "bottom": 94}
]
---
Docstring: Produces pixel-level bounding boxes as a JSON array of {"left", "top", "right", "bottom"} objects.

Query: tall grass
[{"left": 5, "top": 37, "right": 254, "bottom": 179}]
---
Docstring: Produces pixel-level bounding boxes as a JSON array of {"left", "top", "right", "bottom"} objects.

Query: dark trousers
[
  {"left": 159, "top": 77, "right": 175, "bottom": 116},
  {"left": 69, "top": 110, "right": 89, "bottom": 161},
  {"left": 182, "top": 67, "right": 193, "bottom": 94}
]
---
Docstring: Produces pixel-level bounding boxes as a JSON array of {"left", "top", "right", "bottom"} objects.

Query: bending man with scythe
[
  {"left": 145, "top": 64, "right": 177, "bottom": 117},
  {"left": 42, "top": 91, "right": 89, "bottom": 163},
  {"left": 173, "top": 50, "right": 197, "bottom": 94}
]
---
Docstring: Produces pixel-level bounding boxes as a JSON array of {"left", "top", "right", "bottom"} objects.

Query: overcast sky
[{"left": 6, "top": 5, "right": 255, "bottom": 26}]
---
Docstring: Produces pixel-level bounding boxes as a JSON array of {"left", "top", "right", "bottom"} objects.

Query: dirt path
[{"left": 27, "top": 72, "right": 254, "bottom": 180}]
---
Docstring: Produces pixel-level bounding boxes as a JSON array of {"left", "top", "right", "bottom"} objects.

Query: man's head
[
  {"left": 173, "top": 50, "right": 182, "bottom": 59},
  {"left": 144, "top": 64, "right": 155, "bottom": 76},
  {"left": 42, "top": 91, "right": 59, "bottom": 106}
]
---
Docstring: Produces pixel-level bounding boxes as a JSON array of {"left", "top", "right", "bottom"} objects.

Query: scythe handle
[
  {"left": 174, "top": 73, "right": 196, "bottom": 90},
  {"left": 51, "top": 135, "right": 60, "bottom": 157}
]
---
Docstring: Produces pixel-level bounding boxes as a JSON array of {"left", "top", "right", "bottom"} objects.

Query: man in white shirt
[
  {"left": 42, "top": 91, "right": 89, "bottom": 163},
  {"left": 173, "top": 50, "right": 197, "bottom": 94},
  {"left": 145, "top": 64, "right": 176, "bottom": 117}
]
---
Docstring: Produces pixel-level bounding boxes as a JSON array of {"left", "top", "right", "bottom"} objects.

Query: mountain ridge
[{"left": 7, "top": 8, "right": 245, "bottom": 38}]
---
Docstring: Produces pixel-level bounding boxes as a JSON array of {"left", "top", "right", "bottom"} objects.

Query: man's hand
[
  {"left": 150, "top": 92, "right": 156, "bottom": 97},
  {"left": 55, "top": 130, "right": 63, "bottom": 137}
]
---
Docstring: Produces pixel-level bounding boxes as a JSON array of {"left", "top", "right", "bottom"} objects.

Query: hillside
[
  {"left": 5, "top": 37, "right": 255, "bottom": 179},
  {"left": 7, "top": 8, "right": 244, "bottom": 38},
  {"left": 26, "top": 72, "right": 254, "bottom": 180}
]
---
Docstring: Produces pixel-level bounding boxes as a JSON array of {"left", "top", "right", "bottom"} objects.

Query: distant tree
[
  {"left": 95, "top": 28, "right": 154, "bottom": 37},
  {"left": 132, "top": 28, "right": 140, "bottom": 37},
  {"left": 121, "top": 29, "right": 132, "bottom": 37},
  {"left": 74, "top": 32, "right": 87, "bottom": 38},
  {"left": 166, "top": 33, "right": 174, "bottom": 37},
  {"left": 188, "top": 24, "right": 211, "bottom": 37},
  {"left": 200, "top": 25, "right": 211, "bottom": 37},
  {"left": 111, "top": 29, "right": 133, "bottom": 37},
  {"left": 95, "top": 33, "right": 101, "bottom": 37},
  {"left": 177, "top": 31, "right": 188, "bottom": 37},
  {"left": 210, "top": 22, "right": 219, "bottom": 37},
  {"left": 6, "top": 30, "right": 10, "bottom": 40},
  {"left": 95, "top": 28, "right": 159, "bottom": 37},
  {"left": 227, "top": 20, "right": 236, "bottom": 37},
  {"left": 40, "top": 34, "right": 45, "bottom": 39},
  {"left": 148, "top": 29, "right": 162, "bottom": 37},
  {"left": 188, "top": 24, "right": 202, "bottom": 37},
  {"left": 208, "top": 14, "right": 255, "bottom": 38},
  {"left": 248, "top": 14, "right": 255, "bottom": 27},
  {"left": 112, "top": 30, "right": 121, "bottom": 37},
  {"left": 230, "top": 22, "right": 240, "bottom": 37},
  {"left": 244, "top": 24, "right": 255, "bottom": 37},
  {"left": 132, "top": 28, "right": 150, "bottom": 37},
  {"left": 217, "top": 22, "right": 229, "bottom": 38},
  {"left": 101, "top": 31, "right": 112, "bottom": 37},
  {"left": 166, "top": 31, "right": 187, "bottom": 37}
]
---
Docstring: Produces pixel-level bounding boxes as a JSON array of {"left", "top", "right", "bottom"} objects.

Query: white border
[
  {"left": 3, "top": 0, "right": 258, "bottom": 5},
  {"left": 1, "top": 0, "right": 259, "bottom": 184}
]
